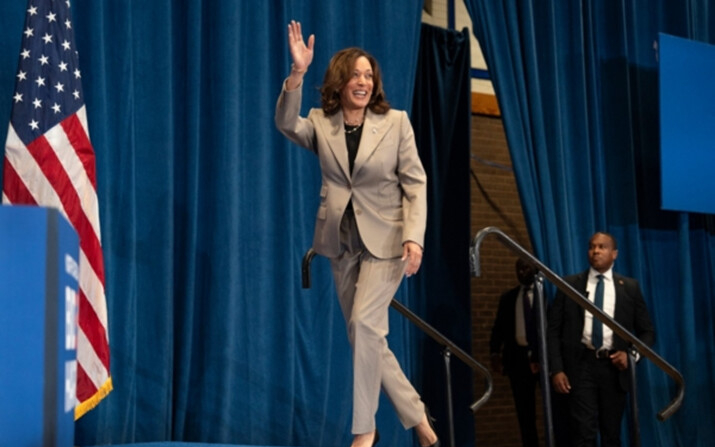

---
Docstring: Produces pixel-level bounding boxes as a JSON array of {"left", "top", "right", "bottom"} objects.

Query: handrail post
[
  {"left": 534, "top": 275, "right": 555, "bottom": 447},
  {"left": 301, "top": 248, "right": 316, "bottom": 289},
  {"left": 442, "top": 348, "right": 456, "bottom": 447},
  {"left": 629, "top": 353, "right": 641, "bottom": 447}
]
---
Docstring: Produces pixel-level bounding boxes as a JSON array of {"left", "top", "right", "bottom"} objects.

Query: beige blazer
[{"left": 275, "top": 82, "right": 427, "bottom": 259}]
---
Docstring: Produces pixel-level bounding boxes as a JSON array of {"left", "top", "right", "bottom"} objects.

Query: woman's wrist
[
  {"left": 291, "top": 63, "right": 307, "bottom": 74},
  {"left": 286, "top": 68, "right": 305, "bottom": 91},
  {"left": 285, "top": 64, "right": 306, "bottom": 91}
]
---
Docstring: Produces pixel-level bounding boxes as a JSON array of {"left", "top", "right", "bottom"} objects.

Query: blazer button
[{"left": 355, "top": 209, "right": 362, "bottom": 215}]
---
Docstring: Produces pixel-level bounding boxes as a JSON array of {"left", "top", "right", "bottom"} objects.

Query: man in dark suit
[
  {"left": 547, "top": 232, "right": 655, "bottom": 447},
  {"left": 490, "top": 258, "right": 540, "bottom": 447}
]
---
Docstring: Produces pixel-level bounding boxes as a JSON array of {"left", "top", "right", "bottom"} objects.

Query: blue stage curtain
[
  {"left": 411, "top": 24, "right": 474, "bottom": 447},
  {"left": 0, "top": 0, "right": 426, "bottom": 445},
  {"left": 465, "top": 1, "right": 715, "bottom": 446}
]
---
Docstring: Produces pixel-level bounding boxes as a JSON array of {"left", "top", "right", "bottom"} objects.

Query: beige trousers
[{"left": 330, "top": 210, "right": 425, "bottom": 435}]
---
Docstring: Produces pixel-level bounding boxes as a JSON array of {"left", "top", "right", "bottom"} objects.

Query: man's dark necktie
[{"left": 592, "top": 274, "right": 604, "bottom": 348}]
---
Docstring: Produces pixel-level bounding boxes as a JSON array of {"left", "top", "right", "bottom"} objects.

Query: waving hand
[{"left": 288, "top": 20, "right": 314, "bottom": 73}]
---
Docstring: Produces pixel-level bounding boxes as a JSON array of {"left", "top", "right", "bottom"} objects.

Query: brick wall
[{"left": 469, "top": 114, "right": 544, "bottom": 447}]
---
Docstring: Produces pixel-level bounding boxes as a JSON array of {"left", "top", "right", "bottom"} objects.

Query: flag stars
[
  {"left": 21, "top": 49, "right": 31, "bottom": 59},
  {"left": 28, "top": 6, "right": 38, "bottom": 16},
  {"left": 29, "top": 120, "right": 39, "bottom": 130},
  {"left": 39, "top": 55, "right": 50, "bottom": 65},
  {"left": 24, "top": 27, "right": 34, "bottom": 38},
  {"left": 74, "top": 69, "right": 81, "bottom": 79},
  {"left": 65, "top": 19, "right": 72, "bottom": 29},
  {"left": 62, "top": 40, "right": 71, "bottom": 51},
  {"left": 33, "top": 98, "right": 42, "bottom": 109},
  {"left": 42, "top": 33, "right": 53, "bottom": 44},
  {"left": 52, "top": 103, "right": 62, "bottom": 114},
  {"left": 73, "top": 90, "right": 80, "bottom": 99},
  {"left": 17, "top": 71, "right": 27, "bottom": 81},
  {"left": 54, "top": 82, "right": 65, "bottom": 93},
  {"left": 35, "top": 76, "right": 46, "bottom": 87},
  {"left": 13, "top": 93, "right": 23, "bottom": 103},
  {"left": 59, "top": 61, "right": 68, "bottom": 72},
  {"left": 46, "top": 12, "right": 57, "bottom": 23}
]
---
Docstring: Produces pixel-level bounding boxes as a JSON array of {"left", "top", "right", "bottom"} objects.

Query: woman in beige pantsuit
[{"left": 274, "top": 20, "right": 440, "bottom": 447}]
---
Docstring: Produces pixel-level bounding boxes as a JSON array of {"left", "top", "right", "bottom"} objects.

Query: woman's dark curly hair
[{"left": 320, "top": 47, "right": 390, "bottom": 116}]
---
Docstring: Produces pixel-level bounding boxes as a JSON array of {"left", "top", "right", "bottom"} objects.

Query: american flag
[{"left": 2, "top": 0, "right": 111, "bottom": 419}]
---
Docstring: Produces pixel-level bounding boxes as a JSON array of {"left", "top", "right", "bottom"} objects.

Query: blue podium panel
[{"left": 0, "top": 206, "right": 79, "bottom": 447}]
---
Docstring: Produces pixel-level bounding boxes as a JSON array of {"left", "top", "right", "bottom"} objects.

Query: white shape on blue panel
[
  {"left": 65, "top": 285, "right": 77, "bottom": 350},
  {"left": 65, "top": 360, "right": 77, "bottom": 412}
]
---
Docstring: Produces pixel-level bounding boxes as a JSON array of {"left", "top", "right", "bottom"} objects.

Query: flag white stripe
[
  {"left": 75, "top": 107, "right": 102, "bottom": 246},
  {"left": 4, "top": 124, "right": 62, "bottom": 207},
  {"left": 79, "top": 248, "right": 108, "bottom": 328},
  {"left": 44, "top": 120, "right": 102, "bottom": 239},
  {"left": 76, "top": 106, "right": 92, "bottom": 141},
  {"left": 77, "top": 328, "right": 108, "bottom": 389}
]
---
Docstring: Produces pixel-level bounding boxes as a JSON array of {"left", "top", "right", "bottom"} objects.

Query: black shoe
[{"left": 424, "top": 407, "right": 440, "bottom": 447}]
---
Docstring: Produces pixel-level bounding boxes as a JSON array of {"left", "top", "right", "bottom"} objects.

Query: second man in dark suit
[{"left": 490, "top": 258, "right": 541, "bottom": 447}]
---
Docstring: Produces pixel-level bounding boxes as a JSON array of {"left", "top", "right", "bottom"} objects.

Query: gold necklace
[{"left": 344, "top": 122, "right": 363, "bottom": 135}]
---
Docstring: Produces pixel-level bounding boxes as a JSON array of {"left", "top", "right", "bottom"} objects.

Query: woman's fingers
[{"left": 287, "top": 20, "right": 314, "bottom": 70}]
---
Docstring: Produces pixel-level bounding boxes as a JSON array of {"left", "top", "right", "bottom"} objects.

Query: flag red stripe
[
  {"left": 78, "top": 289, "right": 110, "bottom": 369},
  {"left": 26, "top": 134, "right": 105, "bottom": 283},
  {"left": 2, "top": 157, "right": 37, "bottom": 204},
  {"left": 75, "top": 363, "right": 99, "bottom": 402},
  {"left": 61, "top": 114, "right": 97, "bottom": 189}
]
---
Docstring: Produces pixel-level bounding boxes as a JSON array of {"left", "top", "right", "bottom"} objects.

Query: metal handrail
[
  {"left": 388, "top": 299, "right": 493, "bottom": 412},
  {"left": 469, "top": 226, "right": 684, "bottom": 422},
  {"left": 301, "top": 248, "right": 493, "bottom": 413}
]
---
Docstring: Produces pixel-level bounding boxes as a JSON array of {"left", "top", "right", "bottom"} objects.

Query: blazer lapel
[
  {"left": 352, "top": 110, "right": 391, "bottom": 178},
  {"left": 575, "top": 271, "right": 589, "bottom": 323},
  {"left": 612, "top": 273, "right": 627, "bottom": 323},
  {"left": 319, "top": 110, "right": 351, "bottom": 181}
]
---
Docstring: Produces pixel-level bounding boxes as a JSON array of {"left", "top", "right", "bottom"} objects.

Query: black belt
[{"left": 586, "top": 346, "right": 615, "bottom": 360}]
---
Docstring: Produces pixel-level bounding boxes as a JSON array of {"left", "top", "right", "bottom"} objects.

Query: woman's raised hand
[{"left": 288, "top": 20, "right": 314, "bottom": 72}]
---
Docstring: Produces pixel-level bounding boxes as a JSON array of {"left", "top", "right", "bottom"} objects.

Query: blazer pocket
[{"left": 378, "top": 207, "right": 403, "bottom": 222}]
